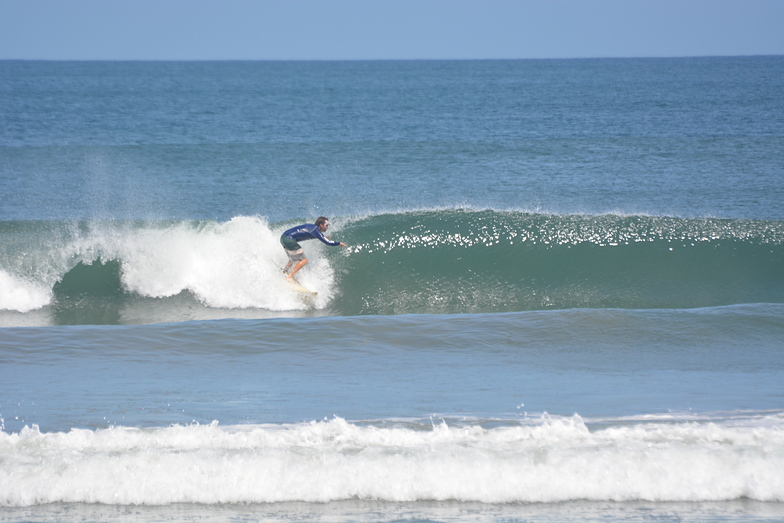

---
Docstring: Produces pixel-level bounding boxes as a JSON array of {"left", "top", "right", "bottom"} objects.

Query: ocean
[{"left": 1, "top": 57, "right": 783, "bottom": 522}]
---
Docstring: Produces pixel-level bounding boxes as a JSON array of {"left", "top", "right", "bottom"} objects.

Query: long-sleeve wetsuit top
[{"left": 282, "top": 224, "right": 341, "bottom": 246}]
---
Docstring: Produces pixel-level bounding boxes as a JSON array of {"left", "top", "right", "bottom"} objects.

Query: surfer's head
[{"left": 316, "top": 216, "right": 329, "bottom": 231}]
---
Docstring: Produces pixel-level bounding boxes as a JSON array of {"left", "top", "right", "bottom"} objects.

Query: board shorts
[{"left": 280, "top": 235, "right": 306, "bottom": 262}]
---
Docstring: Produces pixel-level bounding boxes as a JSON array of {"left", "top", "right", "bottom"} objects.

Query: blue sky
[{"left": 1, "top": 0, "right": 783, "bottom": 60}]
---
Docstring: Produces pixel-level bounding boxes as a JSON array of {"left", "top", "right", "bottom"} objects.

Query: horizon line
[{"left": 2, "top": 54, "right": 782, "bottom": 63}]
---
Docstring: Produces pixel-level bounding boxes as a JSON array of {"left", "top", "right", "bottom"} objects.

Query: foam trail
[{"left": 2, "top": 415, "right": 783, "bottom": 506}]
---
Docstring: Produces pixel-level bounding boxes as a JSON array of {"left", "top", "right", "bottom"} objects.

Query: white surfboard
[
  {"left": 278, "top": 265, "right": 317, "bottom": 303},
  {"left": 286, "top": 278, "right": 317, "bottom": 297},
  {"left": 285, "top": 278, "right": 317, "bottom": 307}
]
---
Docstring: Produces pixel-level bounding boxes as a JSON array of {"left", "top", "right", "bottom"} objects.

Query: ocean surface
[{"left": 1, "top": 57, "right": 783, "bottom": 522}]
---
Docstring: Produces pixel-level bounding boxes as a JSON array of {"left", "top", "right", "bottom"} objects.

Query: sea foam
[
  {"left": 0, "top": 216, "right": 334, "bottom": 314},
  {"left": 113, "top": 216, "right": 331, "bottom": 310},
  {"left": 0, "top": 269, "right": 51, "bottom": 313},
  {"left": 2, "top": 415, "right": 783, "bottom": 507}
]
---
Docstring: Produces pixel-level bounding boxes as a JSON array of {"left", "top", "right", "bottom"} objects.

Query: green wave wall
[{"left": 332, "top": 210, "right": 784, "bottom": 315}]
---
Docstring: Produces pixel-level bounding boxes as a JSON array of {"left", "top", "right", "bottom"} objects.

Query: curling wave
[{"left": 0, "top": 210, "right": 782, "bottom": 324}]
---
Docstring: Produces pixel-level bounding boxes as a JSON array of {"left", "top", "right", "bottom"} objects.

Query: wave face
[
  {"left": 335, "top": 209, "right": 784, "bottom": 315},
  {"left": 2, "top": 413, "right": 784, "bottom": 506},
  {"left": 0, "top": 210, "right": 782, "bottom": 324}
]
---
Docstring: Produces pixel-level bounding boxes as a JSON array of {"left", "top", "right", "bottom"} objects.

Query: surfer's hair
[{"left": 315, "top": 217, "right": 329, "bottom": 226}]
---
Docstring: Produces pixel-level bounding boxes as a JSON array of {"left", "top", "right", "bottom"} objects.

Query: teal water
[{"left": 1, "top": 58, "right": 784, "bottom": 521}]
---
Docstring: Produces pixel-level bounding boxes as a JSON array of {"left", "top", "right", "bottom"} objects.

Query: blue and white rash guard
[{"left": 282, "top": 224, "right": 341, "bottom": 247}]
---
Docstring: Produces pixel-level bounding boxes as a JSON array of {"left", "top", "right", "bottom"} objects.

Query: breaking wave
[{"left": 0, "top": 209, "right": 782, "bottom": 324}]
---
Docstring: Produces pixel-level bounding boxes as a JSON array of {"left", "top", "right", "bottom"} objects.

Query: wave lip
[{"left": 2, "top": 414, "right": 783, "bottom": 507}]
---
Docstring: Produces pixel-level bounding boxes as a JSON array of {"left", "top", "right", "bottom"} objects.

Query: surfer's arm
[
  {"left": 325, "top": 235, "right": 347, "bottom": 247},
  {"left": 314, "top": 230, "right": 342, "bottom": 247}
]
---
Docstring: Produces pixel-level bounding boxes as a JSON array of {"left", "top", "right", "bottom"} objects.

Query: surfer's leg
[
  {"left": 287, "top": 258, "right": 308, "bottom": 281},
  {"left": 282, "top": 241, "right": 305, "bottom": 278},
  {"left": 281, "top": 237, "right": 304, "bottom": 276}
]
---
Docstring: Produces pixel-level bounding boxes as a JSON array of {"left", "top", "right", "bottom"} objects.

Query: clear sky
[{"left": 1, "top": 0, "right": 783, "bottom": 61}]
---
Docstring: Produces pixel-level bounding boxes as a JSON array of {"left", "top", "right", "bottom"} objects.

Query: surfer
[{"left": 280, "top": 217, "right": 347, "bottom": 282}]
